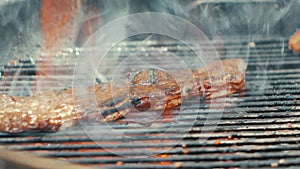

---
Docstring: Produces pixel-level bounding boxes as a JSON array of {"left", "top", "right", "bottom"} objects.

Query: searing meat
[
  {"left": 288, "top": 29, "right": 300, "bottom": 52},
  {"left": 0, "top": 59, "right": 247, "bottom": 133},
  {"left": 98, "top": 59, "right": 247, "bottom": 122},
  {"left": 0, "top": 89, "right": 80, "bottom": 133}
]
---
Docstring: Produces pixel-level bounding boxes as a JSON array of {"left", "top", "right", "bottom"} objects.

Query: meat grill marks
[
  {"left": 98, "top": 59, "right": 247, "bottom": 122},
  {"left": 0, "top": 59, "right": 246, "bottom": 133}
]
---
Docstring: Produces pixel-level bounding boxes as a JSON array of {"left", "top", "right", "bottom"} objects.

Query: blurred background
[
  {"left": 0, "top": 0, "right": 299, "bottom": 65},
  {"left": 0, "top": 0, "right": 299, "bottom": 95}
]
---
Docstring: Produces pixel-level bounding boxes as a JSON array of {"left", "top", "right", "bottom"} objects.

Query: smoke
[
  {"left": 72, "top": 0, "right": 300, "bottom": 54},
  {"left": 75, "top": 1, "right": 299, "bottom": 75},
  {"left": 1, "top": 0, "right": 300, "bottom": 94},
  {"left": 0, "top": 0, "right": 298, "bottom": 62},
  {"left": 0, "top": 0, "right": 41, "bottom": 66}
]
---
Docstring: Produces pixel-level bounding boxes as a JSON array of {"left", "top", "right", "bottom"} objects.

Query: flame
[
  {"left": 35, "top": 0, "right": 103, "bottom": 92},
  {"left": 34, "top": 0, "right": 80, "bottom": 93},
  {"left": 41, "top": 0, "right": 79, "bottom": 50}
]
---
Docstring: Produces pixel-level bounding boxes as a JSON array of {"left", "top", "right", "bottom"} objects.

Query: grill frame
[{"left": 0, "top": 146, "right": 97, "bottom": 169}]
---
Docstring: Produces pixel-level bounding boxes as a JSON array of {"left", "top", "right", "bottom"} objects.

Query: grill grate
[{"left": 1, "top": 38, "right": 300, "bottom": 168}]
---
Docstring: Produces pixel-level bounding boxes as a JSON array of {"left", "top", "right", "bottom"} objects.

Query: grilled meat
[
  {"left": 289, "top": 29, "right": 300, "bottom": 52},
  {"left": 99, "top": 59, "right": 247, "bottom": 122},
  {"left": 0, "top": 59, "right": 247, "bottom": 133},
  {"left": 0, "top": 89, "right": 80, "bottom": 133}
]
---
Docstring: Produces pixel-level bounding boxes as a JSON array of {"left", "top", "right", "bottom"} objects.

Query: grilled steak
[{"left": 0, "top": 59, "right": 247, "bottom": 133}]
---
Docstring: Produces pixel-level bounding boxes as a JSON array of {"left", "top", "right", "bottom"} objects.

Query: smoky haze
[
  {"left": 74, "top": 0, "right": 300, "bottom": 72},
  {"left": 0, "top": 0, "right": 299, "bottom": 95},
  {"left": 0, "top": 0, "right": 299, "bottom": 64}
]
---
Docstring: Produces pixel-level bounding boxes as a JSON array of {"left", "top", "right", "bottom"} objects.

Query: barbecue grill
[
  {"left": 1, "top": 0, "right": 300, "bottom": 169},
  {"left": 1, "top": 37, "right": 300, "bottom": 169}
]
